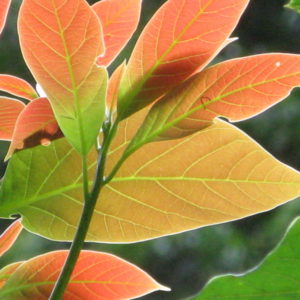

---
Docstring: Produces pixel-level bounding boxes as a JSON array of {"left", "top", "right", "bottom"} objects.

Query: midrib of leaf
[
  {"left": 52, "top": 0, "right": 91, "bottom": 203},
  {"left": 119, "top": 0, "right": 213, "bottom": 116},
  {"left": 52, "top": 0, "right": 88, "bottom": 157},
  {"left": 128, "top": 69, "right": 300, "bottom": 153},
  {"left": 0, "top": 183, "right": 84, "bottom": 216},
  {"left": 0, "top": 279, "right": 156, "bottom": 298},
  {"left": 0, "top": 81, "right": 36, "bottom": 99},
  {"left": 0, "top": 227, "right": 19, "bottom": 250},
  {"left": 111, "top": 176, "right": 300, "bottom": 186}
]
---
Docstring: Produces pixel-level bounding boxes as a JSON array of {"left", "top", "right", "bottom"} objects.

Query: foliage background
[{"left": 0, "top": 0, "right": 300, "bottom": 299}]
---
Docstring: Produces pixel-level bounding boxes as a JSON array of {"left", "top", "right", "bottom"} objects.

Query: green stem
[
  {"left": 49, "top": 120, "right": 119, "bottom": 300},
  {"left": 49, "top": 155, "right": 95, "bottom": 300}
]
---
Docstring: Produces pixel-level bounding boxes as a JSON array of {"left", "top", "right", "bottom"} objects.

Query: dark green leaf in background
[{"left": 190, "top": 216, "right": 300, "bottom": 299}]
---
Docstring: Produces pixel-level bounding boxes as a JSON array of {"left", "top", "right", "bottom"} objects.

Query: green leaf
[
  {"left": 285, "top": 0, "right": 300, "bottom": 13},
  {"left": 190, "top": 216, "right": 300, "bottom": 299}
]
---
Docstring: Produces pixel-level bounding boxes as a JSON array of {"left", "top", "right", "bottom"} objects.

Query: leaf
[
  {"left": 0, "top": 75, "right": 38, "bottom": 100},
  {"left": 128, "top": 54, "right": 300, "bottom": 147},
  {"left": 92, "top": 0, "right": 142, "bottom": 66},
  {"left": 0, "top": 0, "right": 11, "bottom": 35},
  {"left": 0, "top": 262, "right": 23, "bottom": 289},
  {"left": 1, "top": 119, "right": 300, "bottom": 243},
  {"left": 18, "top": 0, "right": 108, "bottom": 155},
  {"left": 117, "top": 0, "right": 250, "bottom": 119},
  {"left": 190, "top": 217, "right": 300, "bottom": 300},
  {"left": 106, "top": 61, "right": 126, "bottom": 111},
  {"left": 5, "top": 97, "right": 63, "bottom": 160},
  {"left": 0, "top": 250, "right": 169, "bottom": 299},
  {"left": 285, "top": 0, "right": 300, "bottom": 12},
  {"left": 0, "top": 97, "right": 25, "bottom": 141},
  {"left": 0, "top": 220, "right": 22, "bottom": 257}
]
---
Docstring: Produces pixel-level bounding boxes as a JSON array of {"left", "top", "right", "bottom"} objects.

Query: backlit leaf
[
  {"left": 0, "top": 75, "right": 38, "bottom": 100},
  {"left": 18, "top": 0, "right": 107, "bottom": 155},
  {"left": 93, "top": 0, "right": 142, "bottom": 66},
  {"left": 0, "top": 0, "right": 11, "bottom": 35},
  {"left": 106, "top": 61, "right": 126, "bottom": 111},
  {"left": 0, "top": 97, "right": 25, "bottom": 141},
  {"left": 128, "top": 54, "right": 300, "bottom": 147},
  {"left": 0, "top": 250, "right": 169, "bottom": 299},
  {"left": 0, "top": 120, "right": 300, "bottom": 243},
  {"left": 5, "top": 97, "right": 63, "bottom": 160},
  {"left": 0, "top": 262, "right": 23, "bottom": 289},
  {"left": 190, "top": 217, "right": 300, "bottom": 299},
  {"left": 0, "top": 220, "right": 22, "bottom": 257},
  {"left": 117, "top": 0, "right": 249, "bottom": 119}
]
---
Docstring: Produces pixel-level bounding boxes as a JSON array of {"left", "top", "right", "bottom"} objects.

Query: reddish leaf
[
  {"left": 107, "top": 61, "right": 126, "bottom": 111},
  {"left": 93, "top": 0, "right": 142, "bottom": 66},
  {"left": 6, "top": 98, "right": 63, "bottom": 160},
  {"left": 0, "top": 97, "right": 25, "bottom": 141},
  {"left": 18, "top": 0, "right": 107, "bottom": 155},
  {"left": 0, "top": 251, "right": 169, "bottom": 299},
  {"left": 0, "top": 0, "right": 11, "bottom": 35},
  {"left": 0, "top": 75, "right": 38, "bottom": 100},
  {"left": 118, "top": 0, "right": 249, "bottom": 118},
  {"left": 0, "top": 262, "right": 23, "bottom": 289},
  {"left": 0, "top": 220, "right": 22, "bottom": 257},
  {"left": 131, "top": 53, "right": 300, "bottom": 143}
]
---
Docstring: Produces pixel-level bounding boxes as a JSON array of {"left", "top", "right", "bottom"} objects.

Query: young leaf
[
  {"left": 106, "top": 61, "right": 126, "bottom": 111},
  {"left": 127, "top": 53, "right": 300, "bottom": 149},
  {"left": 0, "top": 262, "right": 23, "bottom": 289},
  {"left": 0, "top": 75, "right": 38, "bottom": 100},
  {"left": 117, "top": 0, "right": 250, "bottom": 119},
  {"left": 18, "top": 0, "right": 108, "bottom": 155},
  {"left": 190, "top": 217, "right": 300, "bottom": 299},
  {"left": 1, "top": 120, "right": 300, "bottom": 243},
  {"left": 5, "top": 97, "right": 63, "bottom": 160},
  {"left": 92, "top": 0, "right": 142, "bottom": 66},
  {"left": 0, "top": 220, "right": 22, "bottom": 257},
  {"left": 0, "top": 250, "right": 169, "bottom": 299},
  {"left": 0, "top": 0, "right": 11, "bottom": 35},
  {"left": 0, "top": 97, "right": 25, "bottom": 141}
]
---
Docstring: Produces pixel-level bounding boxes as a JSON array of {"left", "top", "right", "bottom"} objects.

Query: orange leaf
[
  {"left": 0, "top": 75, "right": 38, "bottom": 100},
  {"left": 18, "top": 0, "right": 107, "bottom": 154},
  {"left": 0, "top": 251, "right": 169, "bottom": 299},
  {"left": 0, "top": 97, "right": 25, "bottom": 141},
  {"left": 118, "top": 0, "right": 249, "bottom": 118},
  {"left": 0, "top": 262, "right": 23, "bottom": 289},
  {"left": 132, "top": 53, "right": 300, "bottom": 142},
  {"left": 6, "top": 97, "right": 63, "bottom": 160},
  {"left": 0, "top": 220, "right": 22, "bottom": 257},
  {"left": 107, "top": 61, "right": 126, "bottom": 111},
  {"left": 93, "top": 0, "right": 142, "bottom": 66},
  {"left": 0, "top": 0, "right": 11, "bottom": 35}
]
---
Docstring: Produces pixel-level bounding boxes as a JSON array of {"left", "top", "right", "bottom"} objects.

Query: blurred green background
[{"left": 1, "top": 0, "right": 300, "bottom": 299}]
